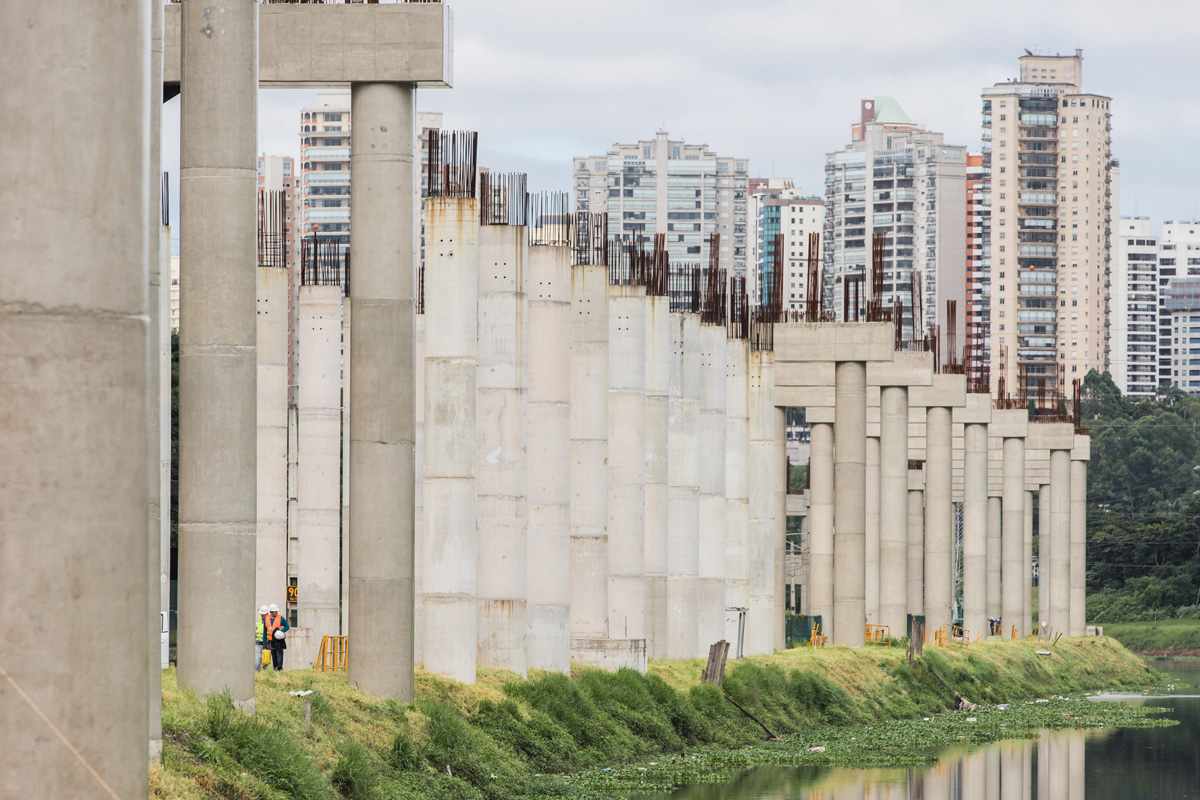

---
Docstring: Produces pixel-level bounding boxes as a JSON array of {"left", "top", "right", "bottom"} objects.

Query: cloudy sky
[{"left": 163, "top": 0, "right": 1200, "bottom": 234}]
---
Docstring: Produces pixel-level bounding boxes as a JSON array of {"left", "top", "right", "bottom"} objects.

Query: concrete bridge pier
[
  {"left": 907, "top": 468, "right": 926, "bottom": 623},
  {"left": 1037, "top": 483, "right": 1051, "bottom": 632},
  {"left": 994, "top": 410, "right": 1029, "bottom": 636},
  {"left": 958, "top": 394, "right": 992, "bottom": 639},
  {"left": 1070, "top": 436, "right": 1090, "bottom": 636},
  {"left": 643, "top": 292, "right": 671, "bottom": 659},
  {"left": 878, "top": 385, "right": 911, "bottom": 637},
  {"left": 667, "top": 313, "right": 701, "bottom": 657},
  {"left": 987, "top": 495, "right": 1003, "bottom": 625},
  {"left": 698, "top": 323, "right": 729, "bottom": 651},
  {"left": 724, "top": 338, "right": 751, "bottom": 646}
]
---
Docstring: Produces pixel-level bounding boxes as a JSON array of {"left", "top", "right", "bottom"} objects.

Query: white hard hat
[
  {"left": 258, "top": 606, "right": 268, "bottom": 615},
  {"left": 269, "top": 604, "right": 279, "bottom": 613},
  {"left": 274, "top": 629, "right": 286, "bottom": 640}
]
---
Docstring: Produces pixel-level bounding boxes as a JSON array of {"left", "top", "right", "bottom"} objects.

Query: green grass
[
  {"left": 1104, "top": 619, "right": 1200, "bottom": 654},
  {"left": 152, "top": 637, "right": 1163, "bottom": 800}
]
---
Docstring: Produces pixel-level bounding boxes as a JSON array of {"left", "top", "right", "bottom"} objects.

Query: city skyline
[{"left": 158, "top": 1, "right": 1200, "bottom": 238}]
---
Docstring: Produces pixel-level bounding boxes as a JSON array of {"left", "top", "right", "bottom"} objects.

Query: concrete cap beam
[
  {"left": 908, "top": 373, "right": 967, "bottom": 408},
  {"left": 1026, "top": 421, "right": 1075, "bottom": 451},
  {"left": 775, "top": 322, "right": 894, "bottom": 363},
  {"left": 867, "top": 351, "right": 934, "bottom": 387},
  {"left": 164, "top": 3, "right": 454, "bottom": 88},
  {"left": 953, "top": 392, "right": 993, "bottom": 424},
  {"left": 1071, "top": 434, "right": 1091, "bottom": 462},
  {"left": 990, "top": 408, "right": 1029, "bottom": 438},
  {"left": 774, "top": 361, "right": 835, "bottom": 387}
]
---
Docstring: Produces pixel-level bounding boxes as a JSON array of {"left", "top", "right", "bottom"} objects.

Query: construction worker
[
  {"left": 265, "top": 604, "right": 290, "bottom": 671},
  {"left": 255, "top": 605, "right": 268, "bottom": 671}
]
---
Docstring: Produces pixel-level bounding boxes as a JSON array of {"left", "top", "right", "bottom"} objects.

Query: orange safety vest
[{"left": 264, "top": 612, "right": 284, "bottom": 641}]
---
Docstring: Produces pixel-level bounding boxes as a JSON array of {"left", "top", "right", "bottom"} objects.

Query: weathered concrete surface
[
  {"left": 962, "top": 422, "right": 988, "bottom": 638},
  {"left": 1024, "top": 489, "right": 1034, "bottom": 635},
  {"left": 348, "top": 82, "right": 415, "bottom": 699},
  {"left": 924, "top": 406, "right": 953, "bottom": 635},
  {"left": 807, "top": 420, "right": 835, "bottom": 639},
  {"left": 477, "top": 225, "right": 528, "bottom": 674},
  {"left": 569, "top": 265, "right": 609, "bottom": 641},
  {"left": 257, "top": 268, "right": 291, "bottom": 616},
  {"left": 608, "top": 285, "right": 647, "bottom": 643},
  {"left": 878, "top": 386, "right": 909, "bottom": 637},
  {"left": 987, "top": 495, "right": 1002, "bottom": 621},
  {"left": 1, "top": 0, "right": 149, "bottom": 793},
  {"left": 526, "top": 243, "right": 571, "bottom": 672},
  {"left": 1003, "top": 437, "right": 1026, "bottom": 635},
  {"left": 865, "top": 434, "right": 880, "bottom": 626},
  {"left": 724, "top": 339, "right": 751, "bottom": 646},
  {"left": 164, "top": 2, "right": 453, "bottom": 88},
  {"left": 296, "top": 284, "right": 343, "bottom": 666},
  {"left": 1070, "top": 454, "right": 1088, "bottom": 636},
  {"left": 834, "top": 362, "right": 867, "bottom": 646},
  {"left": 667, "top": 314, "right": 700, "bottom": 657},
  {"left": 177, "top": 0, "right": 258, "bottom": 709},
  {"left": 422, "top": 198, "right": 479, "bottom": 682},
  {"left": 907, "top": 482, "right": 925, "bottom": 617},
  {"left": 1038, "top": 484, "right": 1051, "bottom": 633},
  {"left": 697, "top": 324, "right": 728, "bottom": 652},
  {"left": 643, "top": 294, "right": 671, "bottom": 660},
  {"left": 1048, "top": 449, "right": 1071, "bottom": 636}
]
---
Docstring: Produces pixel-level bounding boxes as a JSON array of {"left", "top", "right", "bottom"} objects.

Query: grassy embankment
[
  {"left": 1104, "top": 619, "right": 1200, "bottom": 655},
  {"left": 153, "top": 637, "right": 1169, "bottom": 800}
]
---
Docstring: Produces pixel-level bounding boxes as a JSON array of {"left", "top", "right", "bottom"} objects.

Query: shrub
[{"left": 331, "top": 740, "right": 380, "bottom": 800}]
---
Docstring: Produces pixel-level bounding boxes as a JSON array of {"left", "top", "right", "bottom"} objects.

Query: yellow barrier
[
  {"left": 314, "top": 634, "right": 349, "bottom": 672},
  {"left": 809, "top": 623, "right": 827, "bottom": 648},
  {"left": 865, "top": 623, "right": 890, "bottom": 643}
]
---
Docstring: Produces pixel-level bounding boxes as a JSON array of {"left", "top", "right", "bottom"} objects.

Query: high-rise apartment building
[
  {"left": 1110, "top": 216, "right": 1159, "bottom": 397},
  {"left": 299, "top": 91, "right": 352, "bottom": 248},
  {"left": 982, "top": 50, "right": 1113, "bottom": 396},
  {"left": 746, "top": 177, "right": 794, "bottom": 300},
  {"left": 1158, "top": 221, "right": 1200, "bottom": 387},
  {"left": 573, "top": 131, "right": 749, "bottom": 276},
  {"left": 754, "top": 192, "right": 824, "bottom": 310},
  {"left": 965, "top": 153, "right": 991, "bottom": 383},
  {"left": 1164, "top": 278, "right": 1200, "bottom": 394},
  {"left": 824, "top": 98, "right": 966, "bottom": 356}
]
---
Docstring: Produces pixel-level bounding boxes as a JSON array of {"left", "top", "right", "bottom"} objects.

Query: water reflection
[{"left": 661, "top": 659, "right": 1200, "bottom": 800}]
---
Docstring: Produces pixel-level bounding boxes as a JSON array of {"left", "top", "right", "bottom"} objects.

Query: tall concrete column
[
  {"left": 477, "top": 224, "right": 528, "bottom": 672},
  {"left": 879, "top": 387, "right": 909, "bottom": 636},
  {"left": 348, "top": 82, "right": 415, "bottom": 698},
  {"left": 724, "top": 339, "right": 751, "bottom": 646},
  {"left": 257, "top": 268, "right": 291, "bottom": 614},
  {"left": 924, "top": 406, "right": 953, "bottom": 635},
  {"left": 608, "top": 285, "right": 647, "bottom": 642},
  {"left": 987, "top": 495, "right": 1002, "bottom": 623},
  {"left": 698, "top": 324, "right": 729, "bottom": 650},
  {"left": 1023, "top": 489, "right": 1034, "bottom": 636},
  {"left": 643, "top": 293, "right": 671, "bottom": 659},
  {"left": 527, "top": 243, "right": 571, "bottom": 671},
  {"left": 422, "top": 198, "right": 479, "bottom": 682},
  {"left": 340, "top": 299, "right": 352, "bottom": 633},
  {"left": 1038, "top": 485, "right": 1051, "bottom": 633},
  {"left": 296, "top": 285, "right": 345, "bottom": 665},
  {"left": 1049, "top": 450, "right": 1071, "bottom": 636},
  {"left": 569, "top": 263, "right": 609, "bottom": 640},
  {"left": 413, "top": 312, "right": 425, "bottom": 665},
  {"left": 865, "top": 435, "right": 881, "bottom": 625},
  {"left": 962, "top": 423, "right": 988, "bottom": 638},
  {"left": 1002, "top": 438, "right": 1026, "bottom": 635},
  {"left": 907, "top": 487, "right": 925, "bottom": 621},
  {"left": 1069, "top": 458, "right": 1087, "bottom": 635},
  {"left": 2, "top": 0, "right": 149, "bottom": 792},
  {"left": 834, "top": 362, "right": 867, "bottom": 646},
  {"left": 148, "top": 0, "right": 166, "bottom": 760},
  {"left": 177, "top": 0, "right": 258, "bottom": 707},
  {"left": 667, "top": 314, "right": 701, "bottom": 657},
  {"left": 772, "top": 397, "right": 788, "bottom": 651},
  {"left": 808, "top": 421, "right": 835, "bottom": 640}
]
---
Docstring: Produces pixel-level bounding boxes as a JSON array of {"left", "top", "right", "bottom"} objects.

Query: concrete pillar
[
  {"left": 1038, "top": 485, "right": 1051, "bottom": 633},
  {"left": 295, "top": 285, "right": 343, "bottom": 663},
  {"left": 413, "top": 312, "right": 424, "bottom": 665},
  {"left": 1049, "top": 450, "right": 1071, "bottom": 636},
  {"left": 879, "top": 387, "right": 909, "bottom": 636},
  {"left": 833, "top": 362, "right": 867, "bottom": 646},
  {"left": 1, "top": 0, "right": 149, "bottom": 791},
  {"left": 177, "top": 0, "right": 258, "bottom": 707},
  {"left": 643, "top": 293, "right": 671, "bottom": 659},
  {"left": 987, "top": 495, "right": 1002, "bottom": 622},
  {"left": 477, "top": 224, "right": 528, "bottom": 672},
  {"left": 924, "top": 406, "right": 953, "bottom": 636},
  {"left": 1023, "top": 490, "right": 1034, "bottom": 636},
  {"left": 773, "top": 401, "right": 788, "bottom": 651},
  {"left": 526, "top": 243, "right": 571, "bottom": 672},
  {"left": 422, "top": 198, "right": 479, "bottom": 682},
  {"left": 257, "top": 268, "right": 291, "bottom": 614},
  {"left": 1002, "top": 437, "right": 1026, "bottom": 635},
  {"left": 808, "top": 421, "right": 835, "bottom": 640},
  {"left": 569, "top": 263, "right": 608, "bottom": 640},
  {"left": 865, "top": 435, "right": 881, "bottom": 625},
  {"left": 907, "top": 488, "right": 925, "bottom": 619},
  {"left": 339, "top": 299, "right": 352, "bottom": 634},
  {"left": 608, "top": 285, "right": 647, "bottom": 642},
  {"left": 667, "top": 314, "right": 701, "bottom": 657},
  {"left": 1070, "top": 459, "right": 1087, "bottom": 635},
  {"left": 348, "top": 82, "right": 415, "bottom": 698},
  {"left": 962, "top": 423, "right": 988, "bottom": 639},
  {"left": 148, "top": 0, "right": 166, "bottom": 761},
  {"left": 724, "top": 339, "right": 751, "bottom": 647},
  {"left": 698, "top": 324, "right": 729, "bottom": 651}
]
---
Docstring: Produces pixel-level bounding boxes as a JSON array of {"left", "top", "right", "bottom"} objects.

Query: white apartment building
[
  {"left": 1164, "top": 277, "right": 1200, "bottom": 394},
  {"left": 824, "top": 98, "right": 966, "bottom": 356},
  {"left": 982, "top": 50, "right": 1113, "bottom": 397},
  {"left": 573, "top": 130, "right": 749, "bottom": 277},
  {"left": 1110, "top": 215, "right": 1159, "bottom": 397},
  {"left": 746, "top": 177, "right": 794, "bottom": 300},
  {"left": 1158, "top": 220, "right": 1200, "bottom": 387}
]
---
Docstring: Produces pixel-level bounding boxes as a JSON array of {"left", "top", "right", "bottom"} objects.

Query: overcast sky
[{"left": 163, "top": 0, "right": 1200, "bottom": 237}]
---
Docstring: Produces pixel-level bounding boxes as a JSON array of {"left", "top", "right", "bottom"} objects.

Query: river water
[{"left": 657, "top": 658, "right": 1200, "bottom": 799}]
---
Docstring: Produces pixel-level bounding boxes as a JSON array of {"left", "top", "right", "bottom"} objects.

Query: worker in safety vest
[
  {"left": 255, "top": 605, "right": 268, "bottom": 671},
  {"left": 264, "top": 604, "right": 290, "bottom": 671}
]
